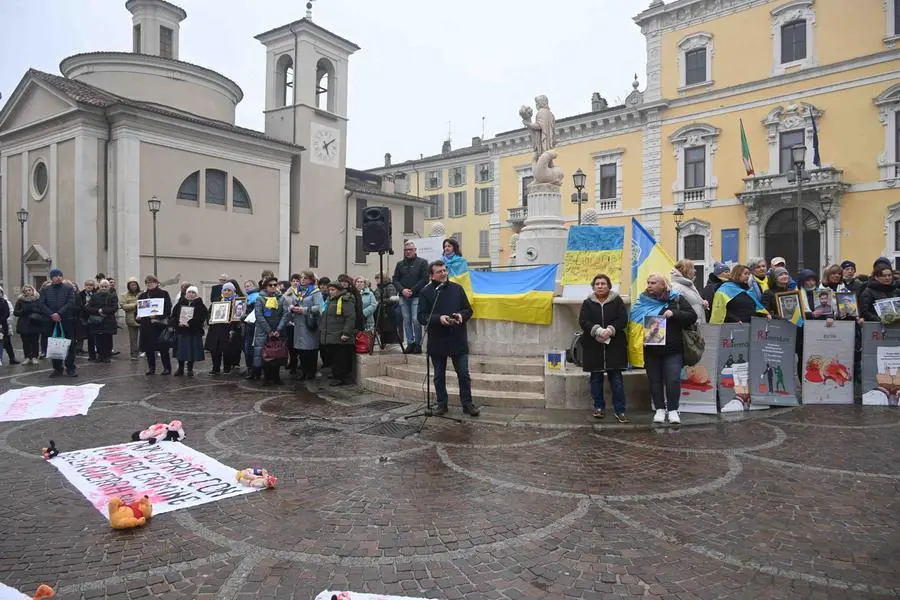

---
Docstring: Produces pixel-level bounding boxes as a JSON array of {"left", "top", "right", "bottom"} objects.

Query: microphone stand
[{"left": 403, "top": 281, "right": 463, "bottom": 430}]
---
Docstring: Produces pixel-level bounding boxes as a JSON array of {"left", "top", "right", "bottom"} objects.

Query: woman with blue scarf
[
  {"left": 709, "top": 264, "right": 769, "bottom": 324},
  {"left": 442, "top": 238, "right": 468, "bottom": 278},
  {"left": 630, "top": 273, "right": 697, "bottom": 426}
]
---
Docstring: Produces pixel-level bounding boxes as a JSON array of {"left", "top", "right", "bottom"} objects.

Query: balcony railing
[
  {"left": 673, "top": 186, "right": 717, "bottom": 205},
  {"left": 507, "top": 206, "right": 527, "bottom": 225},
  {"left": 741, "top": 166, "right": 844, "bottom": 194},
  {"left": 596, "top": 199, "right": 621, "bottom": 214}
]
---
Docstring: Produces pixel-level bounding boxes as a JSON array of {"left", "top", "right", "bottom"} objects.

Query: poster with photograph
[
  {"left": 802, "top": 320, "right": 854, "bottom": 404},
  {"left": 209, "top": 301, "right": 231, "bottom": 324},
  {"left": 136, "top": 297, "right": 165, "bottom": 319},
  {"left": 716, "top": 324, "right": 760, "bottom": 412},
  {"left": 643, "top": 316, "right": 666, "bottom": 346},
  {"left": 861, "top": 323, "right": 900, "bottom": 406},
  {"left": 749, "top": 317, "right": 798, "bottom": 406},
  {"left": 679, "top": 323, "right": 719, "bottom": 414},
  {"left": 178, "top": 306, "right": 194, "bottom": 327},
  {"left": 232, "top": 298, "right": 247, "bottom": 321},
  {"left": 775, "top": 290, "right": 802, "bottom": 321},
  {"left": 874, "top": 298, "right": 898, "bottom": 319},
  {"left": 836, "top": 292, "right": 858, "bottom": 319},
  {"left": 810, "top": 289, "right": 836, "bottom": 319}
]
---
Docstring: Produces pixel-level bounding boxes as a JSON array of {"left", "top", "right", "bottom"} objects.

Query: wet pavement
[{"left": 0, "top": 354, "right": 898, "bottom": 599}]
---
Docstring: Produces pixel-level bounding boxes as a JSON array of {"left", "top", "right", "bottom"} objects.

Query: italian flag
[{"left": 740, "top": 119, "right": 755, "bottom": 176}]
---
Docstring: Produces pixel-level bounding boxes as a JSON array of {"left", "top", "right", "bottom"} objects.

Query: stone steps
[
  {"left": 403, "top": 354, "right": 544, "bottom": 376},
  {"left": 364, "top": 375, "right": 546, "bottom": 409},
  {"left": 385, "top": 364, "right": 545, "bottom": 394}
]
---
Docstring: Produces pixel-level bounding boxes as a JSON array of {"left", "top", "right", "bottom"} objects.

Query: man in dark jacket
[
  {"left": 392, "top": 241, "right": 429, "bottom": 354},
  {"left": 701, "top": 262, "right": 730, "bottom": 320},
  {"left": 40, "top": 268, "right": 77, "bottom": 377},
  {"left": 417, "top": 260, "right": 479, "bottom": 417}
]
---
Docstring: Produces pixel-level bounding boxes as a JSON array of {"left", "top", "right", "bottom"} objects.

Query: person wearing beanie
[
  {"left": 796, "top": 268, "right": 820, "bottom": 316},
  {"left": 204, "top": 282, "right": 242, "bottom": 375},
  {"left": 701, "top": 261, "right": 730, "bottom": 320},
  {"left": 839, "top": 260, "right": 865, "bottom": 297},
  {"left": 39, "top": 268, "right": 77, "bottom": 377},
  {"left": 170, "top": 285, "right": 208, "bottom": 376}
]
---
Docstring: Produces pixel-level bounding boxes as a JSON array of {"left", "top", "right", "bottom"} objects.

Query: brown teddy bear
[{"left": 108, "top": 495, "right": 153, "bottom": 529}]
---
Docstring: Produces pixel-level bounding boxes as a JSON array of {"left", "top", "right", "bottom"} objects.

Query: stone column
[
  {"left": 516, "top": 182, "right": 566, "bottom": 268},
  {"left": 111, "top": 135, "right": 140, "bottom": 285},
  {"left": 746, "top": 206, "right": 760, "bottom": 259}
]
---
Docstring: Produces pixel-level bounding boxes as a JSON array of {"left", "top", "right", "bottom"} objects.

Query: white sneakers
[{"left": 653, "top": 409, "right": 681, "bottom": 425}]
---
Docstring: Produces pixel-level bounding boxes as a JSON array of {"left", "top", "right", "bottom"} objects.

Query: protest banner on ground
[
  {"left": 0, "top": 582, "right": 32, "bottom": 600},
  {"left": 50, "top": 441, "right": 259, "bottom": 518},
  {"left": 679, "top": 323, "right": 719, "bottom": 414},
  {"left": 861, "top": 322, "right": 900, "bottom": 406},
  {"left": 749, "top": 317, "right": 798, "bottom": 406},
  {"left": 315, "top": 593, "right": 437, "bottom": 600},
  {"left": 802, "top": 320, "right": 854, "bottom": 404},
  {"left": 0, "top": 384, "right": 103, "bottom": 422}
]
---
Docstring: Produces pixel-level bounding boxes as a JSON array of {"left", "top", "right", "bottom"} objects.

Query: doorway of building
[{"left": 765, "top": 207, "right": 820, "bottom": 276}]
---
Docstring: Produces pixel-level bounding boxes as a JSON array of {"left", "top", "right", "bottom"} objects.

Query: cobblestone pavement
[{"left": 0, "top": 357, "right": 898, "bottom": 599}]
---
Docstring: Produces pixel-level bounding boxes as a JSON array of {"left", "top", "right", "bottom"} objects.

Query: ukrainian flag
[
  {"left": 627, "top": 218, "right": 676, "bottom": 367},
  {"left": 709, "top": 281, "right": 768, "bottom": 324},
  {"left": 561, "top": 225, "right": 625, "bottom": 296},
  {"left": 452, "top": 265, "right": 557, "bottom": 326}
]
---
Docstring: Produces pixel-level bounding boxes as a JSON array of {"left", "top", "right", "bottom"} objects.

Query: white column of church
[
  {"left": 113, "top": 135, "right": 141, "bottom": 284},
  {"left": 0, "top": 154, "right": 7, "bottom": 290},
  {"left": 278, "top": 164, "right": 291, "bottom": 275},
  {"left": 74, "top": 136, "right": 99, "bottom": 285},
  {"left": 20, "top": 150, "right": 29, "bottom": 265},
  {"left": 49, "top": 143, "right": 58, "bottom": 264}
]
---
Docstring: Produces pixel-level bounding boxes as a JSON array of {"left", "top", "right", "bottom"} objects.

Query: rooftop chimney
[
  {"left": 381, "top": 174, "right": 396, "bottom": 195},
  {"left": 384, "top": 152, "right": 392, "bottom": 167},
  {"left": 591, "top": 92, "right": 608, "bottom": 112},
  {"left": 442, "top": 140, "right": 451, "bottom": 155},
  {"left": 471, "top": 136, "right": 482, "bottom": 147}
]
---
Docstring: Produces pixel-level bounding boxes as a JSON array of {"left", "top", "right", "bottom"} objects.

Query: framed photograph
[
  {"left": 231, "top": 298, "right": 247, "bottom": 321},
  {"left": 209, "top": 301, "right": 232, "bottom": 324},
  {"left": 178, "top": 305, "right": 195, "bottom": 327},
  {"left": 811, "top": 288, "right": 835, "bottom": 319},
  {"left": 836, "top": 292, "right": 858, "bottom": 319},
  {"left": 775, "top": 290, "right": 802, "bottom": 320},
  {"left": 643, "top": 316, "right": 667, "bottom": 346},
  {"left": 136, "top": 297, "right": 165, "bottom": 319},
  {"left": 874, "top": 298, "right": 897, "bottom": 319}
]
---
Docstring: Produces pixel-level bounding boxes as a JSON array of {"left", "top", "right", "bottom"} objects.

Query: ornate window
[
  {"left": 884, "top": 203, "right": 900, "bottom": 266},
  {"left": 885, "top": 0, "right": 900, "bottom": 47},
  {"left": 763, "top": 102, "right": 823, "bottom": 174},
  {"left": 30, "top": 158, "right": 49, "bottom": 201},
  {"left": 678, "top": 219, "right": 712, "bottom": 290},
  {"left": 677, "top": 32, "right": 713, "bottom": 91},
  {"left": 233, "top": 178, "right": 252, "bottom": 213},
  {"left": 592, "top": 148, "right": 624, "bottom": 213},
  {"left": 771, "top": 1, "right": 816, "bottom": 75},
  {"left": 669, "top": 124, "right": 719, "bottom": 206},
  {"left": 176, "top": 171, "right": 199, "bottom": 205},
  {"left": 205, "top": 169, "right": 227, "bottom": 207},
  {"left": 875, "top": 83, "right": 900, "bottom": 186}
]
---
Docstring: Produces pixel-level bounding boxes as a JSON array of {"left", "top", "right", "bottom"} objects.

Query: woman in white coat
[{"left": 670, "top": 260, "right": 707, "bottom": 323}]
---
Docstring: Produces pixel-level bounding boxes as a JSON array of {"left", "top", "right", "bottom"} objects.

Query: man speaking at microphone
[{"left": 417, "top": 260, "right": 480, "bottom": 417}]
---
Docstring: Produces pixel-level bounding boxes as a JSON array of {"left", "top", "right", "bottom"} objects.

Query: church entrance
[{"left": 764, "top": 208, "right": 820, "bottom": 276}]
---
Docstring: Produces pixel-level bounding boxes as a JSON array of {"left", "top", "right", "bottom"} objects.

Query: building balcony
[
  {"left": 673, "top": 186, "right": 717, "bottom": 206},
  {"left": 737, "top": 166, "right": 848, "bottom": 203},
  {"left": 507, "top": 206, "right": 527, "bottom": 225},
  {"left": 596, "top": 199, "right": 622, "bottom": 214}
]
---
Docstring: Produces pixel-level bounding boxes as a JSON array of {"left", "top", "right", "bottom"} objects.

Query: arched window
[
  {"left": 276, "top": 54, "right": 294, "bottom": 108},
  {"left": 205, "top": 169, "right": 227, "bottom": 206},
  {"left": 233, "top": 177, "right": 252, "bottom": 213},
  {"left": 177, "top": 171, "right": 199, "bottom": 204},
  {"left": 315, "top": 57, "right": 335, "bottom": 112}
]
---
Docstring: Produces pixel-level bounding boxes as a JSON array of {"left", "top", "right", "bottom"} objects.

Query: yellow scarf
[
  {"left": 336, "top": 296, "right": 343, "bottom": 315},
  {"left": 264, "top": 296, "right": 279, "bottom": 309}
]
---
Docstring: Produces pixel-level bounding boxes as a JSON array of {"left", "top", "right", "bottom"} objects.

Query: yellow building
[{"left": 373, "top": 0, "right": 900, "bottom": 293}]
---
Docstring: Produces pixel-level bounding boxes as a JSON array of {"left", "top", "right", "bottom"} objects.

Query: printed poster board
[
  {"left": 801, "top": 320, "right": 854, "bottom": 404},
  {"left": 404, "top": 237, "right": 443, "bottom": 264},
  {"left": 717, "top": 323, "right": 756, "bottom": 412},
  {"left": 749, "top": 317, "right": 798, "bottom": 406},
  {"left": 861, "top": 322, "right": 900, "bottom": 406},
  {"left": 679, "top": 323, "right": 719, "bottom": 414}
]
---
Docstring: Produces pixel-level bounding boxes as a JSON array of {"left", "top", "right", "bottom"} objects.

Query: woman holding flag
[
  {"left": 629, "top": 273, "right": 697, "bottom": 425},
  {"left": 708, "top": 264, "right": 769, "bottom": 324}
]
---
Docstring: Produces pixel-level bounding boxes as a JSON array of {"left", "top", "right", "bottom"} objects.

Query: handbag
[
  {"left": 305, "top": 312, "right": 319, "bottom": 332},
  {"left": 46, "top": 323, "right": 72, "bottom": 360},
  {"left": 355, "top": 330, "right": 373, "bottom": 354},
  {"left": 263, "top": 338, "right": 289, "bottom": 363},
  {"left": 158, "top": 327, "right": 176, "bottom": 349},
  {"left": 682, "top": 323, "right": 705, "bottom": 367},
  {"left": 87, "top": 314, "right": 105, "bottom": 326}
]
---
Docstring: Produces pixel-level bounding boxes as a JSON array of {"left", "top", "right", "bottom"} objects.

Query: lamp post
[
  {"left": 572, "top": 168, "right": 587, "bottom": 225},
  {"left": 790, "top": 144, "right": 808, "bottom": 271},
  {"left": 147, "top": 195, "right": 161, "bottom": 276},
  {"left": 16, "top": 208, "right": 28, "bottom": 288},
  {"left": 673, "top": 206, "right": 685, "bottom": 261},
  {"left": 820, "top": 195, "right": 834, "bottom": 266}
]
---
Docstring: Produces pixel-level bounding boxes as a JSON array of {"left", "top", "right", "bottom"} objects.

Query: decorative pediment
[
  {"left": 681, "top": 218, "right": 711, "bottom": 237},
  {"left": 770, "top": 0, "right": 815, "bottom": 25},
  {"left": 763, "top": 102, "right": 822, "bottom": 131},
  {"left": 23, "top": 244, "right": 52, "bottom": 265},
  {"left": 0, "top": 74, "right": 78, "bottom": 132},
  {"left": 677, "top": 32, "right": 713, "bottom": 51},
  {"left": 669, "top": 123, "right": 721, "bottom": 147}
]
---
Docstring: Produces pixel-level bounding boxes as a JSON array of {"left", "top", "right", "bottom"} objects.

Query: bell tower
[
  {"left": 126, "top": 0, "right": 186, "bottom": 59},
  {"left": 255, "top": 10, "right": 360, "bottom": 274}
]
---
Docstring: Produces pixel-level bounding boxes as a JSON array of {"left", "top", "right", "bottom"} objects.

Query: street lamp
[
  {"left": 16, "top": 208, "right": 28, "bottom": 288},
  {"left": 673, "top": 206, "right": 685, "bottom": 261},
  {"left": 572, "top": 168, "right": 587, "bottom": 225},
  {"left": 790, "top": 144, "right": 808, "bottom": 271},
  {"left": 820, "top": 195, "right": 834, "bottom": 266},
  {"left": 147, "top": 195, "right": 161, "bottom": 276}
]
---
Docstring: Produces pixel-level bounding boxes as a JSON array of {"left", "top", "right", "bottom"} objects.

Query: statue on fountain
[{"left": 520, "top": 95, "right": 563, "bottom": 185}]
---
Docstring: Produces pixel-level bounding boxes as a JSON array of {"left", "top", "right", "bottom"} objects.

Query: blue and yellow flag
[
  {"left": 561, "top": 225, "right": 625, "bottom": 295},
  {"left": 452, "top": 265, "right": 557, "bottom": 326},
  {"left": 626, "top": 290, "right": 680, "bottom": 368},
  {"left": 631, "top": 217, "right": 675, "bottom": 290},
  {"left": 709, "top": 281, "right": 768, "bottom": 324}
]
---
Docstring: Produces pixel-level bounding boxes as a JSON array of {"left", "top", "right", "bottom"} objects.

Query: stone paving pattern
[{"left": 0, "top": 357, "right": 898, "bottom": 599}]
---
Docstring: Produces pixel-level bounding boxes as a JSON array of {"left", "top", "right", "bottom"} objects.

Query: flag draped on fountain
[
  {"left": 450, "top": 264, "right": 557, "bottom": 326},
  {"left": 626, "top": 218, "right": 676, "bottom": 368}
]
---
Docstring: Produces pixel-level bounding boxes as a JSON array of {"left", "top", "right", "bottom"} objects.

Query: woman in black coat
[
  {"left": 860, "top": 265, "right": 898, "bottom": 322},
  {"left": 204, "top": 282, "right": 243, "bottom": 374},
  {"left": 170, "top": 285, "right": 208, "bottom": 377},
  {"left": 578, "top": 273, "right": 629, "bottom": 422},
  {"left": 84, "top": 279, "right": 119, "bottom": 362},
  {"left": 138, "top": 275, "right": 173, "bottom": 375},
  {"left": 14, "top": 285, "right": 45, "bottom": 363}
]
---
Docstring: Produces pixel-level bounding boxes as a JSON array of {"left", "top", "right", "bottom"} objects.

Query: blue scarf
[{"left": 630, "top": 290, "right": 681, "bottom": 325}]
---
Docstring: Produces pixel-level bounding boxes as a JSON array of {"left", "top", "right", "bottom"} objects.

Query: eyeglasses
[{"left": 266, "top": 283, "right": 277, "bottom": 288}]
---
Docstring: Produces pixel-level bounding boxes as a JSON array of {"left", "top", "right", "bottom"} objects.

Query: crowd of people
[{"left": 578, "top": 255, "right": 896, "bottom": 426}]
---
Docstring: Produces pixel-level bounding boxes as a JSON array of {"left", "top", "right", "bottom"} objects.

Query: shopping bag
[
  {"left": 355, "top": 330, "right": 373, "bottom": 354},
  {"left": 262, "top": 338, "right": 289, "bottom": 363},
  {"left": 46, "top": 323, "right": 72, "bottom": 360}
]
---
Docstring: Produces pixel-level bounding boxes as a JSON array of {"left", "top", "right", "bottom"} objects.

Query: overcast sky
[{"left": 0, "top": 0, "right": 647, "bottom": 168}]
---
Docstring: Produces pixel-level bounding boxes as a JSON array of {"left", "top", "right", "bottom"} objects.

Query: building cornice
[
  {"left": 0, "top": 114, "right": 107, "bottom": 155},
  {"left": 634, "top": 0, "right": 769, "bottom": 34}
]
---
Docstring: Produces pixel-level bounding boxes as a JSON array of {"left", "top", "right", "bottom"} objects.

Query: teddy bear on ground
[
  {"left": 41, "top": 440, "right": 58, "bottom": 460},
  {"left": 32, "top": 584, "right": 55, "bottom": 599},
  {"left": 236, "top": 467, "right": 277, "bottom": 489},
  {"left": 108, "top": 495, "right": 153, "bottom": 529},
  {"left": 131, "top": 420, "right": 185, "bottom": 445}
]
